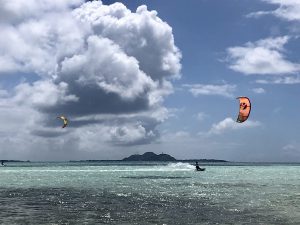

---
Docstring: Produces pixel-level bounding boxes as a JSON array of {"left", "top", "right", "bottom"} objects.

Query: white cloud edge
[
  {"left": 247, "top": 0, "right": 300, "bottom": 22},
  {"left": 208, "top": 117, "right": 261, "bottom": 135},
  {"left": 183, "top": 83, "right": 236, "bottom": 98},
  {"left": 256, "top": 76, "right": 300, "bottom": 84}
]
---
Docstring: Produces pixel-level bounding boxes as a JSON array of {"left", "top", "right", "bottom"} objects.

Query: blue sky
[{"left": 0, "top": 0, "right": 299, "bottom": 161}]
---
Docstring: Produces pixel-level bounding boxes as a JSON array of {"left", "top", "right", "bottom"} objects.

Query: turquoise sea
[{"left": 0, "top": 161, "right": 299, "bottom": 224}]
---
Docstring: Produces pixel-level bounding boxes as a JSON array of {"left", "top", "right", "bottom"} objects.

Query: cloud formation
[
  {"left": 226, "top": 36, "right": 300, "bottom": 75},
  {"left": 247, "top": 0, "right": 300, "bottom": 21},
  {"left": 0, "top": 0, "right": 182, "bottom": 156},
  {"left": 256, "top": 76, "right": 300, "bottom": 84},
  {"left": 209, "top": 118, "right": 261, "bottom": 135},
  {"left": 184, "top": 84, "right": 236, "bottom": 98},
  {"left": 252, "top": 87, "right": 266, "bottom": 94}
]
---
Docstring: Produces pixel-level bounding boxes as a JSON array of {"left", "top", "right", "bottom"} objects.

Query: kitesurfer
[{"left": 195, "top": 161, "right": 200, "bottom": 170}]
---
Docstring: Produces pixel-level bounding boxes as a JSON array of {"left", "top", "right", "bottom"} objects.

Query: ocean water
[{"left": 0, "top": 162, "right": 299, "bottom": 225}]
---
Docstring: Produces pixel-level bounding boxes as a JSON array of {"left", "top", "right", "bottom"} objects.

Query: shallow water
[{"left": 0, "top": 162, "right": 299, "bottom": 224}]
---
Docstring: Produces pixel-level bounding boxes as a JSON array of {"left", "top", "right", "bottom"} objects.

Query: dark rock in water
[{"left": 122, "top": 152, "right": 176, "bottom": 161}]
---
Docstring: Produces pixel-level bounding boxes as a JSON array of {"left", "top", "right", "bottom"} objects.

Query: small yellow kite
[{"left": 57, "top": 115, "right": 68, "bottom": 128}]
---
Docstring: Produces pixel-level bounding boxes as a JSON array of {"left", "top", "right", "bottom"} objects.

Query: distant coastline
[
  {"left": 179, "top": 159, "right": 228, "bottom": 163},
  {"left": 122, "top": 152, "right": 228, "bottom": 162},
  {"left": 70, "top": 152, "right": 228, "bottom": 162},
  {"left": 0, "top": 160, "right": 30, "bottom": 162}
]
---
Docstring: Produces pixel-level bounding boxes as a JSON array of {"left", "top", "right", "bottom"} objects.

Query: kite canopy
[
  {"left": 57, "top": 115, "right": 68, "bottom": 128},
  {"left": 236, "top": 97, "right": 251, "bottom": 123}
]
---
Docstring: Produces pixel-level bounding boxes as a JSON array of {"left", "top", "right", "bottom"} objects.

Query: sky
[{"left": 0, "top": 0, "right": 300, "bottom": 162}]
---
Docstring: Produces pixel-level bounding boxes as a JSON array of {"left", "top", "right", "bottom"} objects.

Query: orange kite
[{"left": 236, "top": 97, "right": 251, "bottom": 123}]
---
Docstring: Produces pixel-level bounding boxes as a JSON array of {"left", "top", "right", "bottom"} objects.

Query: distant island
[
  {"left": 122, "top": 152, "right": 228, "bottom": 162},
  {"left": 122, "top": 152, "right": 176, "bottom": 161},
  {"left": 69, "top": 152, "right": 228, "bottom": 162}
]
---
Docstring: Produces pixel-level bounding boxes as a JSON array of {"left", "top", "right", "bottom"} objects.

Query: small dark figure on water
[
  {"left": 195, "top": 161, "right": 205, "bottom": 171},
  {"left": 1, "top": 160, "right": 4, "bottom": 166},
  {"left": 195, "top": 161, "right": 200, "bottom": 170}
]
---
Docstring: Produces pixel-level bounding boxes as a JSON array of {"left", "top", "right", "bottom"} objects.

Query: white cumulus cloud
[
  {"left": 209, "top": 117, "right": 261, "bottom": 135},
  {"left": 226, "top": 36, "right": 300, "bottom": 75},
  {"left": 0, "top": 0, "right": 182, "bottom": 157}
]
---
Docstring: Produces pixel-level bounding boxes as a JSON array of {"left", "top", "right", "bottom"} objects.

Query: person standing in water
[{"left": 1, "top": 160, "right": 4, "bottom": 166}]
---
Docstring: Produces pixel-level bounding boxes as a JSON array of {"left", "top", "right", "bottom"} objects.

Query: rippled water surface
[{"left": 0, "top": 162, "right": 299, "bottom": 224}]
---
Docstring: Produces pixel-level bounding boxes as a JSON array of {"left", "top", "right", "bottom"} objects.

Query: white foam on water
[
  {"left": 129, "top": 162, "right": 195, "bottom": 172},
  {"left": 165, "top": 162, "right": 195, "bottom": 170},
  {"left": 0, "top": 163, "right": 196, "bottom": 173}
]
